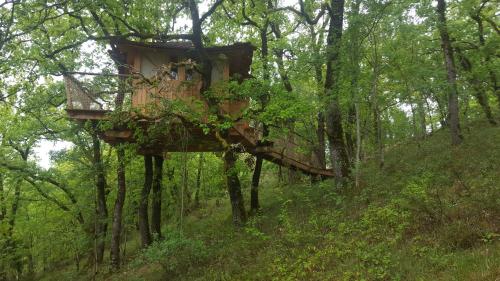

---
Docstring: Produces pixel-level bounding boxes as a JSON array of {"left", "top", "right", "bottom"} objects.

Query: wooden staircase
[{"left": 231, "top": 125, "right": 334, "bottom": 177}]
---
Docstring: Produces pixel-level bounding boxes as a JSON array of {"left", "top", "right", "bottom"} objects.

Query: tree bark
[
  {"left": 417, "top": 93, "right": 428, "bottom": 138},
  {"left": 194, "top": 153, "right": 203, "bottom": 208},
  {"left": 315, "top": 112, "right": 326, "bottom": 170},
  {"left": 0, "top": 173, "right": 5, "bottom": 221},
  {"left": 109, "top": 46, "right": 128, "bottom": 269},
  {"left": 305, "top": 11, "right": 327, "bottom": 178},
  {"left": 250, "top": 155, "right": 262, "bottom": 213},
  {"left": 436, "top": 0, "right": 463, "bottom": 145},
  {"left": 345, "top": 105, "right": 356, "bottom": 161},
  {"left": 325, "top": 0, "right": 350, "bottom": 183},
  {"left": 151, "top": 155, "right": 164, "bottom": 239},
  {"left": 369, "top": 31, "right": 384, "bottom": 167},
  {"left": 91, "top": 124, "right": 108, "bottom": 265},
  {"left": 224, "top": 149, "right": 247, "bottom": 226},
  {"left": 138, "top": 155, "right": 153, "bottom": 247},
  {"left": 110, "top": 147, "right": 126, "bottom": 269},
  {"left": 250, "top": 22, "right": 270, "bottom": 214}
]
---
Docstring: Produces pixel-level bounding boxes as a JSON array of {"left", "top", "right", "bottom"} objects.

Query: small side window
[
  {"left": 186, "top": 68, "right": 193, "bottom": 81},
  {"left": 170, "top": 66, "right": 178, "bottom": 80}
]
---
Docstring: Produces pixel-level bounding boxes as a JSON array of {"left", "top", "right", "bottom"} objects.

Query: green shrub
[{"left": 134, "top": 233, "right": 208, "bottom": 278}]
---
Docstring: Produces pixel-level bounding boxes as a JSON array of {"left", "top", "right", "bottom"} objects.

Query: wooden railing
[{"left": 64, "top": 75, "right": 106, "bottom": 111}]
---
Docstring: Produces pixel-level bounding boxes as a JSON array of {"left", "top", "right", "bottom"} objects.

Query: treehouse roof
[{"left": 115, "top": 40, "right": 255, "bottom": 79}]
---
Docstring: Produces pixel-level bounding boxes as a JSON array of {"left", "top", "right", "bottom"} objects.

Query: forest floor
[{"left": 42, "top": 122, "right": 500, "bottom": 281}]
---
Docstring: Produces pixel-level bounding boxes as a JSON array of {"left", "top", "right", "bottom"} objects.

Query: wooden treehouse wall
[{"left": 124, "top": 47, "right": 249, "bottom": 120}]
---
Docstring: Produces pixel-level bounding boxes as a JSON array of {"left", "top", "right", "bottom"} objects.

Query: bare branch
[{"left": 200, "top": 0, "right": 224, "bottom": 23}]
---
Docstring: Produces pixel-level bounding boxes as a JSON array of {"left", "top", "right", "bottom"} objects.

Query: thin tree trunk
[
  {"left": 410, "top": 102, "right": 418, "bottom": 138},
  {"left": 417, "top": 93, "right": 428, "bottom": 138},
  {"left": 27, "top": 234, "right": 34, "bottom": 278},
  {"left": 315, "top": 112, "right": 326, "bottom": 169},
  {"left": 3, "top": 179, "right": 21, "bottom": 280},
  {"left": 138, "top": 155, "right": 153, "bottom": 247},
  {"left": 151, "top": 155, "right": 164, "bottom": 239},
  {"left": 345, "top": 105, "right": 356, "bottom": 161},
  {"left": 436, "top": 0, "right": 463, "bottom": 145},
  {"left": 433, "top": 92, "right": 449, "bottom": 128},
  {"left": 348, "top": 0, "right": 362, "bottom": 186},
  {"left": 91, "top": 124, "right": 108, "bottom": 265},
  {"left": 354, "top": 102, "right": 361, "bottom": 187},
  {"left": 251, "top": 156, "right": 263, "bottom": 213},
  {"left": 194, "top": 153, "right": 204, "bottom": 208},
  {"left": 250, "top": 24, "right": 270, "bottom": 214},
  {"left": 0, "top": 173, "right": 4, "bottom": 281},
  {"left": 471, "top": 13, "right": 500, "bottom": 112},
  {"left": 110, "top": 147, "right": 126, "bottom": 269},
  {"left": 110, "top": 47, "right": 128, "bottom": 269},
  {"left": 370, "top": 32, "right": 384, "bottom": 167},
  {"left": 0, "top": 173, "right": 5, "bottom": 221},
  {"left": 224, "top": 149, "right": 247, "bottom": 226}
]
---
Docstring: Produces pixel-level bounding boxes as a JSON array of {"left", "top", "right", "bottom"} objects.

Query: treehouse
[{"left": 64, "top": 40, "right": 334, "bottom": 177}]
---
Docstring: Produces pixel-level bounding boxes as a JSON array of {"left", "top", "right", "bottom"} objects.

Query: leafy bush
[{"left": 134, "top": 233, "right": 208, "bottom": 278}]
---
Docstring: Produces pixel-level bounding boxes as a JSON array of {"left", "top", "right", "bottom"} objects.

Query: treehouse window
[
  {"left": 211, "top": 60, "right": 225, "bottom": 83},
  {"left": 186, "top": 68, "right": 193, "bottom": 81},
  {"left": 141, "top": 52, "right": 168, "bottom": 78},
  {"left": 170, "top": 67, "right": 178, "bottom": 80}
]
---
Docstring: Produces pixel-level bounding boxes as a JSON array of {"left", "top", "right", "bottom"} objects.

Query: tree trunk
[
  {"left": 3, "top": 179, "right": 21, "bottom": 281},
  {"left": 151, "top": 155, "right": 164, "bottom": 240},
  {"left": 110, "top": 147, "right": 126, "bottom": 269},
  {"left": 345, "top": 105, "right": 356, "bottom": 161},
  {"left": 370, "top": 32, "right": 384, "bottom": 167},
  {"left": 138, "top": 155, "right": 153, "bottom": 247},
  {"left": 325, "top": 0, "right": 349, "bottom": 183},
  {"left": 309, "top": 21, "right": 327, "bottom": 177},
  {"left": 250, "top": 155, "right": 262, "bottom": 213},
  {"left": 315, "top": 112, "right": 326, "bottom": 169},
  {"left": 91, "top": 125, "right": 107, "bottom": 265},
  {"left": 436, "top": 0, "right": 463, "bottom": 145},
  {"left": 410, "top": 102, "right": 418, "bottom": 138},
  {"left": 348, "top": 0, "right": 362, "bottom": 186},
  {"left": 0, "top": 173, "right": 5, "bottom": 221},
  {"left": 0, "top": 174, "right": 4, "bottom": 281},
  {"left": 456, "top": 47, "right": 496, "bottom": 125},
  {"left": 224, "top": 149, "right": 247, "bottom": 226},
  {"left": 250, "top": 24, "right": 270, "bottom": 214},
  {"left": 109, "top": 47, "right": 128, "bottom": 269},
  {"left": 471, "top": 13, "right": 500, "bottom": 112},
  {"left": 417, "top": 93, "right": 428, "bottom": 138},
  {"left": 194, "top": 153, "right": 204, "bottom": 208},
  {"left": 354, "top": 102, "right": 362, "bottom": 187}
]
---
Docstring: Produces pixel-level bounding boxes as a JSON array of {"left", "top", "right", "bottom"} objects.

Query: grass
[{"left": 43, "top": 122, "right": 500, "bottom": 280}]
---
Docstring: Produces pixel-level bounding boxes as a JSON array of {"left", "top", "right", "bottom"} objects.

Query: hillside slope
[{"left": 62, "top": 123, "right": 500, "bottom": 281}]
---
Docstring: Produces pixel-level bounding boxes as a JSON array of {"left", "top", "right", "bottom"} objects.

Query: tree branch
[{"left": 200, "top": 0, "right": 225, "bottom": 23}]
